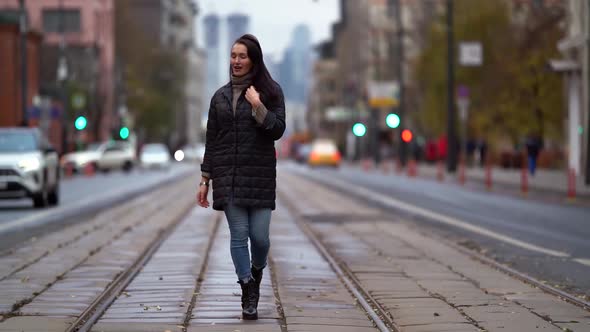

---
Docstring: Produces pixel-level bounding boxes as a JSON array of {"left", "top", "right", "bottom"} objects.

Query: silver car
[{"left": 0, "top": 127, "right": 60, "bottom": 207}]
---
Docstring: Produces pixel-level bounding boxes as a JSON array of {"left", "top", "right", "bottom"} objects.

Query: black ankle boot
[
  {"left": 238, "top": 278, "right": 258, "bottom": 320},
  {"left": 251, "top": 267, "right": 263, "bottom": 309},
  {"left": 251, "top": 266, "right": 263, "bottom": 286}
]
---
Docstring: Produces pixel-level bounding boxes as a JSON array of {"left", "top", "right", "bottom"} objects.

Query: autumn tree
[
  {"left": 115, "top": 1, "right": 186, "bottom": 143},
  {"left": 413, "top": 0, "right": 565, "bottom": 150}
]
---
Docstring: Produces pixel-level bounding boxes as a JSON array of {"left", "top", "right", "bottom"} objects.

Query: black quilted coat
[{"left": 201, "top": 82, "right": 286, "bottom": 211}]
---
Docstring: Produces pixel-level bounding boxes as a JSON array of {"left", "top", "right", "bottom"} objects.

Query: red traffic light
[{"left": 401, "top": 129, "right": 413, "bottom": 143}]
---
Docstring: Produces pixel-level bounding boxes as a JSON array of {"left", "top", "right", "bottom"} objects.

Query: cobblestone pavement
[{"left": 0, "top": 170, "right": 588, "bottom": 332}]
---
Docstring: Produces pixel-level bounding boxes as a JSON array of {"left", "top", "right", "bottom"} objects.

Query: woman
[{"left": 197, "top": 34, "right": 285, "bottom": 320}]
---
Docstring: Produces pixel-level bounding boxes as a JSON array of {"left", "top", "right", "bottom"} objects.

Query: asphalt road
[{"left": 283, "top": 162, "right": 590, "bottom": 297}]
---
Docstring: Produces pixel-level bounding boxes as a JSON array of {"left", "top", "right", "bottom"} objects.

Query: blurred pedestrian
[
  {"left": 197, "top": 34, "right": 286, "bottom": 320},
  {"left": 477, "top": 139, "right": 488, "bottom": 167},
  {"left": 525, "top": 134, "right": 543, "bottom": 176}
]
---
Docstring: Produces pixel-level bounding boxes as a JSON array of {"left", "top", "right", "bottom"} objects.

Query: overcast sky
[{"left": 197, "top": 0, "right": 340, "bottom": 60}]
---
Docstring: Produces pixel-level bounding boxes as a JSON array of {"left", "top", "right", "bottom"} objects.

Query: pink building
[{"left": 0, "top": 0, "right": 115, "bottom": 141}]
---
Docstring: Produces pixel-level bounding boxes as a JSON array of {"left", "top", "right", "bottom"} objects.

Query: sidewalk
[{"left": 351, "top": 160, "right": 590, "bottom": 199}]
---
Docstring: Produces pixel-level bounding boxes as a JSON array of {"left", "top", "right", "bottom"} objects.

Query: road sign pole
[{"left": 447, "top": 0, "right": 457, "bottom": 173}]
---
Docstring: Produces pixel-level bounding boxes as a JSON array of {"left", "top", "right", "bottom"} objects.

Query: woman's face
[{"left": 230, "top": 43, "right": 253, "bottom": 77}]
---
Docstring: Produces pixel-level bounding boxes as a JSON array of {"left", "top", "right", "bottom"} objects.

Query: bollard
[
  {"left": 84, "top": 163, "right": 95, "bottom": 177},
  {"left": 381, "top": 159, "right": 391, "bottom": 174},
  {"left": 362, "top": 159, "right": 369, "bottom": 172},
  {"left": 437, "top": 160, "right": 444, "bottom": 182},
  {"left": 567, "top": 168, "right": 576, "bottom": 199},
  {"left": 458, "top": 160, "right": 465, "bottom": 185},
  {"left": 407, "top": 160, "right": 417, "bottom": 177},
  {"left": 521, "top": 165, "right": 528, "bottom": 195},
  {"left": 485, "top": 164, "right": 492, "bottom": 190},
  {"left": 395, "top": 159, "right": 403, "bottom": 174},
  {"left": 64, "top": 163, "right": 74, "bottom": 178}
]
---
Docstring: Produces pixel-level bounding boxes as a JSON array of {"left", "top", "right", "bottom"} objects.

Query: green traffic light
[
  {"left": 74, "top": 116, "right": 87, "bottom": 130},
  {"left": 119, "top": 127, "right": 130, "bottom": 139},
  {"left": 386, "top": 113, "right": 400, "bottom": 129},
  {"left": 352, "top": 123, "right": 366, "bottom": 137}
]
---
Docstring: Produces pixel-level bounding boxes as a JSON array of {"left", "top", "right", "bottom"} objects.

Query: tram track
[
  {"left": 66, "top": 193, "right": 198, "bottom": 332},
  {"left": 285, "top": 167, "right": 590, "bottom": 312},
  {"left": 278, "top": 189, "right": 398, "bottom": 332}
]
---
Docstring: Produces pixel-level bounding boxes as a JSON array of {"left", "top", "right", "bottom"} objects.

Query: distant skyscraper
[
  {"left": 279, "top": 24, "right": 312, "bottom": 104},
  {"left": 227, "top": 13, "right": 249, "bottom": 49},
  {"left": 203, "top": 14, "right": 220, "bottom": 101}
]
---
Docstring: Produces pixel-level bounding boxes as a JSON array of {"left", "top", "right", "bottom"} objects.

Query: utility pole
[
  {"left": 19, "top": 0, "right": 28, "bottom": 127},
  {"left": 393, "top": 0, "right": 407, "bottom": 166},
  {"left": 586, "top": 0, "right": 590, "bottom": 185},
  {"left": 446, "top": 0, "right": 457, "bottom": 172},
  {"left": 58, "top": 0, "right": 69, "bottom": 153}
]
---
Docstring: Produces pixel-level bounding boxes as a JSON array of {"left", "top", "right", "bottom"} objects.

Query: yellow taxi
[{"left": 307, "top": 139, "right": 341, "bottom": 168}]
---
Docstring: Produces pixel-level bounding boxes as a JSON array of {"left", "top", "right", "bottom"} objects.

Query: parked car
[
  {"left": 307, "top": 139, "right": 341, "bottom": 168},
  {"left": 139, "top": 143, "right": 171, "bottom": 169},
  {"left": 0, "top": 127, "right": 60, "bottom": 207},
  {"left": 96, "top": 141, "right": 136, "bottom": 172},
  {"left": 61, "top": 141, "right": 136, "bottom": 173},
  {"left": 178, "top": 143, "right": 205, "bottom": 162},
  {"left": 293, "top": 143, "right": 312, "bottom": 164},
  {"left": 60, "top": 142, "right": 103, "bottom": 173}
]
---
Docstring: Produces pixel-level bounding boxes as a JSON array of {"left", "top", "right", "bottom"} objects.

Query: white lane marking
[
  {"left": 294, "top": 168, "right": 571, "bottom": 258},
  {"left": 573, "top": 258, "right": 590, "bottom": 267}
]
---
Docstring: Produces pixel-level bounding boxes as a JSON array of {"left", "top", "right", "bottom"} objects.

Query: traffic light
[
  {"left": 74, "top": 116, "right": 87, "bottom": 130},
  {"left": 386, "top": 113, "right": 400, "bottom": 129},
  {"left": 352, "top": 123, "right": 367, "bottom": 137},
  {"left": 401, "top": 129, "right": 413, "bottom": 143},
  {"left": 119, "top": 126, "right": 130, "bottom": 140}
]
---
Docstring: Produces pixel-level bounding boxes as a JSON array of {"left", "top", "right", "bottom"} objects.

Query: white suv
[{"left": 0, "top": 127, "right": 60, "bottom": 208}]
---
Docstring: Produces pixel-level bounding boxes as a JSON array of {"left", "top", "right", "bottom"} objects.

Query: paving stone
[
  {"left": 0, "top": 316, "right": 73, "bottom": 332},
  {"left": 91, "top": 322, "right": 185, "bottom": 332}
]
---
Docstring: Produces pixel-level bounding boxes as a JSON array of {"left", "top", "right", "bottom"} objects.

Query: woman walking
[{"left": 197, "top": 34, "right": 285, "bottom": 320}]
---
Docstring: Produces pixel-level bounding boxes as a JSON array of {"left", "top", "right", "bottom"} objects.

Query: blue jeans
[{"left": 224, "top": 202, "right": 272, "bottom": 281}]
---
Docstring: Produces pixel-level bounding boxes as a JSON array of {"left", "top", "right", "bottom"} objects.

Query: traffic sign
[{"left": 368, "top": 81, "right": 399, "bottom": 108}]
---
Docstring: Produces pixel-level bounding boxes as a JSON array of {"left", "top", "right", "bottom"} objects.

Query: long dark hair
[{"left": 230, "top": 34, "right": 280, "bottom": 101}]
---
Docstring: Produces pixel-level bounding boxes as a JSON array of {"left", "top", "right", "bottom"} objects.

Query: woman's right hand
[{"left": 197, "top": 184, "right": 210, "bottom": 208}]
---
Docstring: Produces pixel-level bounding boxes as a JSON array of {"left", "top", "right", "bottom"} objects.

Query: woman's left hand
[{"left": 245, "top": 86, "right": 261, "bottom": 109}]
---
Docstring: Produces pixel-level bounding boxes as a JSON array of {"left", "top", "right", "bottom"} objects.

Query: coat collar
[{"left": 221, "top": 82, "right": 233, "bottom": 104}]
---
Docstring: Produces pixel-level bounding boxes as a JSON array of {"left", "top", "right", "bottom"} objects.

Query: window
[
  {"left": 42, "top": 9, "right": 80, "bottom": 33},
  {"left": 0, "top": 9, "right": 22, "bottom": 22}
]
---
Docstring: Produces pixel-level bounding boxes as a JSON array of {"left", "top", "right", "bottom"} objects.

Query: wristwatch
[{"left": 199, "top": 181, "right": 209, "bottom": 187}]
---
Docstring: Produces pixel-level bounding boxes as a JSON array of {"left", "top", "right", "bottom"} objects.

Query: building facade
[
  {"left": 0, "top": 0, "right": 115, "bottom": 145},
  {"left": 122, "top": 0, "right": 202, "bottom": 148},
  {"left": 551, "top": 0, "right": 589, "bottom": 183},
  {"left": 0, "top": 17, "right": 42, "bottom": 127}
]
